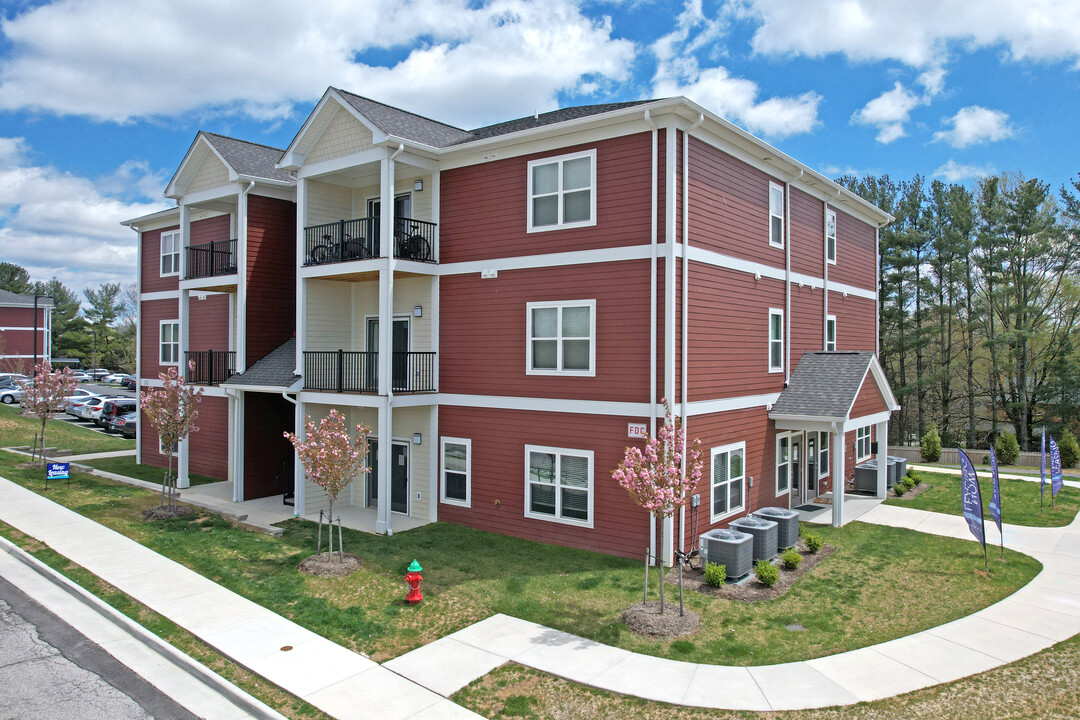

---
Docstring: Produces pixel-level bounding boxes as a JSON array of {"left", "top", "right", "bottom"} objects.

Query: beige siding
[
  {"left": 302, "top": 404, "right": 377, "bottom": 513},
  {"left": 306, "top": 179, "right": 353, "bottom": 227},
  {"left": 394, "top": 278, "right": 432, "bottom": 352},
  {"left": 392, "top": 406, "right": 431, "bottom": 521},
  {"left": 350, "top": 176, "right": 432, "bottom": 222},
  {"left": 307, "top": 108, "right": 374, "bottom": 165},
  {"left": 305, "top": 279, "right": 352, "bottom": 350},
  {"left": 187, "top": 154, "right": 230, "bottom": 194}
]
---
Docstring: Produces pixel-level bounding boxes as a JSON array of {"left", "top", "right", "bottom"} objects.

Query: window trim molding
[
  {"left": 158, "top": 437, "right": 179, "bottom": 456},
  {"left": 439, "top": 436, "right": 472, "bottom": 508},
  {"left": 768, "top": 182, "right": 785, "bottom": 249},
  {"left": 160, "top": 230, "right": 181, "bottom": 278},
  {"left": 710, "top": 441, "right": 747, "bottom": 523},
  {"left": 523, "top": 444, "right": 594, "bottom": 528},
  {"left": 856, "top": 426, "right": 872, "bottom": 462},
  {"left": 826, "top": 314, "right": 837, "bottom": 352},
  {"left": 826, "top": 208, "right": 837, "bottom": 265},
  {"left": 818, "top": 431, "right": 831, "bottom": 479},
  {"left": 775, "top": 433, "right": 791, "bottom": 497},
  {"left": 159, "top": 319, "right": 180, "bottom": 367},
  {"left": 526, "top": 148, "right": 598, "bottom": 233},
  {"left": 768, "top": 308, "right": 784, "bottom": 374},
  {"left": 525, "top": 299, "right": 596, "bottom": 377}
]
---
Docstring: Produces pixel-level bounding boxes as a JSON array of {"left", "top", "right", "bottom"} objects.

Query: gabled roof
[
  {"left": 769, "top": 351, "right": 898, "bottom": 422},
  {"left": 0, "top": 290, "right": 54, "bottom": 308},
  {"left": 462, "top": 100, "right": 657, "bottom": 144},
  {"left": 333, "top": 89, "right": 475, "bottom": 148},
  {"left": 221, "top": 338, "right": 299, "bottom": 390},
  {"left": 165, "top": 132, "right": 292, "bottom": 198}
]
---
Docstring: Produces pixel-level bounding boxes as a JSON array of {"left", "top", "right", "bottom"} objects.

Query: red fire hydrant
[{"left": 405, "top": 559, "right": 423, "bottom": 605}]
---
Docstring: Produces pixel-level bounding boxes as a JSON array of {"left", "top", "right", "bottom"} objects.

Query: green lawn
[
  {"left": 0, "top": 453, "right": 1040, "bottom": 667},
  {"left": 0, "top": 403, "right": 135, "bottom": 455},
  {"left": 886, "top": 470, "right": 1080, "bottom": 527},
  {"left": 84, "top": 455, "right": 222, "bottom": 487}
]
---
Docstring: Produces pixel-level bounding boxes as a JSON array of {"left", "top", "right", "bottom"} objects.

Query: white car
[
  {"left": 74, "top": 396, "right": 109, "bottom": 420},
  {"left": 69, "top": 371, "right": 93, "bottom": 382}
]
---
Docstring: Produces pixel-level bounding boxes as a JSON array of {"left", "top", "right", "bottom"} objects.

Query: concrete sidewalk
[
  {"left": 910, "top": 463, "right": 1080, "bottom": 489},
  {"left": 0, "top": 476, "right": 481, "bottom": 720}
]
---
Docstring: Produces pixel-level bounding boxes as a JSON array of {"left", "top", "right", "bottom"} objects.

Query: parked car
[
  {"left": 65, "top": 399, "right": 90, "bottom": 417},
  {"left": 69, "top": 371, "right": 92, "bottom": 382},
  {"left": 72, "top": 396, "right": 109, "bottom": 420},
  {"left": 110, "top": 411, "right": 137, "bottom": 439},
  {"left": 98, "top": 399, "right": 136, "bottom": 428},
  {"left": 0, "top": 386, "right": 23, "bottom": 405},
  {"left": 86, "top": 368, "right": 112, "bottom": 380},
  {"left": 0, "top": 373, "right": 28, "bottom": 384},
  {"left": 120, "top": 376, "right": 137, "bottom": 390},
  {"left": 103, "top": 373, "right": 132, "bottom": 384}
]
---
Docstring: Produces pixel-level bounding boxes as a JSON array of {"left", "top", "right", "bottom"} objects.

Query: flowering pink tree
[
  {"left": 613, "top": 402, "right": 702, "bottom": 614},
  {"left": 141, "top": 364, "right": 203, "bottom": 512},
  {"left": 22, "top": 363, "right": 79, "bottom": 481},
  {"left": 285, "top": 409, "right": 370, "bottom": 560}
]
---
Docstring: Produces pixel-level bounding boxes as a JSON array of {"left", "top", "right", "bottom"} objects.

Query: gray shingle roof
[
  {"left": 202, "top": 133, "right": 293, "bottom": 184},
  {"left": 463, "top": 100, "right": 658, "bottom": 143},
  {"left": 769, "top": 351, "right": 876, "bottom": 420},
  {"left": 222, "top": 338, "right": 299, "bottom": 389},
  {"left": 333, "top": 89, "right": 475, "bottom": 148},
  {"left": 0, "top": 290, "right": 53, "bottom": 307}
]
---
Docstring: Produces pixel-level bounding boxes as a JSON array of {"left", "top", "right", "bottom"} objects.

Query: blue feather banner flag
[
  {"left": 990, "top": 445, "right": 1002, "bottom": 558},
  {"left": 959, "top": 450, "right": 985, "bottom": 549},
  {"left": 1051, "top": 436, "right": 1064, "bottom": 498}
]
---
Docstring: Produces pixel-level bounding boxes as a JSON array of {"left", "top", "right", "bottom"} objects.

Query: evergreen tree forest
[{"left": 839, "top": 172, "right": 1080, "bottom": 452}]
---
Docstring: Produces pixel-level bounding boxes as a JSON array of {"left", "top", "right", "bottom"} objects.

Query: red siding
[
  {"left": 0, "top": 306, "right": 50, "bottom": 369},
  {"left": 687, "top": 136, "right": 784, "bottom": 268},
  {"left": 687, "top": 264, "right": 785, "bottom": 401},
  {"left": 188, "top": 294, "right": 230, "bottom": 352},
  {"left": 829, "top": 292, "right": 876, "bottom": 351},
  {"left": 439, "top": 261, "right": 651, "bottom": 402},
  {"left": 790, "top": 187, "right": 824, "bottom": 276},
  {"left": 851, "top": 377, "right": 889, "bottom": 420},
  {"left": 140, "top": 225, "right": 181, "bottom": 293},
  {"left": 189, "top": 214, "right": 230, "bottom": 246},
  {"left": 439, "top": 132, "right": 656, "bottom": 263},
  {"left": 139, "top": 395, "right": 227, "bottom": 481},
  {"left": 139, "top": 298, "right": 179, "bottom": 378},
  {"left": 829, "top": 209, "right": 877, "bottom": 290},
  {"left": 790, "top": 285, "right": 824, "bottom": 366},
  {"left": 243, "top": 392, "right": 294, "bottom": 500},
  {"left": 437, "top": 406, "right": 651, "bottom": 559},
  {"left": 245, "top": 195, "right": 296, "bottom": 364}
]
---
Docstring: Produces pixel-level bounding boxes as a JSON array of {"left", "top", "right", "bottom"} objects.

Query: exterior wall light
[
  {"left": 414, "top": 179, "right": 423, "bottom": 192},
  {"left": 413, "top": 305, "right": 422, "bottom": 317},
  {"left": 413, "top": 433, "right": 422, "bottom": 445}
]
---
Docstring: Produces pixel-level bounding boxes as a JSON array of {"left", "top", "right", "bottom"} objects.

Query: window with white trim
[
  {"left": 158, "top": 438, "right": 179, "bottom": 455},
  {"left": 525, "top": 445, "right": 593, "bottom": 527},
  {"left": 826, "top": 315, "right": 837, "bottom": 352},
  {"left": 527, "top": 149, "right": 596, "bottom": 232},
  {"left": 440, "top": 437, "right": 471, "bottom": 507},
  {"left": 159, "top": 320, "right": 179, "bottom": 365},
  {"left": 526, "top": 300, "right": 595, "bottom": 375},
  {"left": 160, "top": 230, "right": 181, "bottom": 277},
  {"left": 776, "top": 434, "right": 790, "bottom": 494},
  {"left": 826, "top": 209, "right": 837, "bottom": 265},
  {"left": 769, "top": 308, "right": 784, "bottom": 373},
  {"left": 711, "top": 442, "right": 745, "bottom": 521},
  {"left": 856, "top": 426, "right": 872, "bottom": 461},
  {"left": 818, "top": 431, "right": 830, "bottom": 478},
  {"left": 769, "top": 182, "right": 784, "bottom": 248}
]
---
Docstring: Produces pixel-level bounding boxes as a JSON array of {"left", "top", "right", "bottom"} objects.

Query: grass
[
  {"left": 0, "top": 447, "right": 1040, "bottom": 667},
  {"left": 451, "top": 635, "right": 1080, "bottom": 720},
  {"left": 886, "top": 470, "right": 1080, "bottom": 527},
  {"left": 83, "top": 455, "right": 222, "bottom": 486},
  {"left": 0, "top": 403, "right": 134, "bottom": 455}
]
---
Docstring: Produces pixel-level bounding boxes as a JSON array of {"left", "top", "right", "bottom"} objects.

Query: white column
[
  {"left": 376, "top": 401, "right": 392, "bottom": 534},
  {"left": 875, "top": 420, "right": 889, "bottom": 499},
  {"left": 233, "top": 391, "right": 245, "bottom": 502},
  {"left": 832, "top": 426, "right": 845, "bottom": 527},
  {"left": 226, "top": 392, "right": 235, "bottom": 487},
  {"left": 295, "top": 178, "right": 307, "bottom": 376},
  {"left": 177, "top": 287, "right": 190, "bottom": 489},
  {"left": 236, "top": 189, "right": 249, "bottom": 372},
  {"left": 428, "top": 404, "right": 438, "bottom": 523},
  {"left": 293, "top": 399, "right": 305, "bottom": 517}
]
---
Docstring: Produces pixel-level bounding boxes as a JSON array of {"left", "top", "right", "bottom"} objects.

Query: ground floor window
[
  {"left": 525, "top": 445, "right": 593, "bottom": 527},
  {"left": 441, "top": 437, "right": 471, "bottom": 507},
  {"left": 711, "top": 442, "right": 745, "bottom": 521},
  {"left": 818, "top": 431, "right": 830, "bottom": 478},
  {"left": 856, "top": 426, "right": 872, "bottom": 461},
  {"left": 776, "top": 434, "right": 790, "bottom": 494}
]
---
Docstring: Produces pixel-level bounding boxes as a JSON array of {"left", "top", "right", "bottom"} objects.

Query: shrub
[
  {"left": 911, "top": 472, "right": 923, "bottom": 486},
  {"left": 781, "top": 548, "right": 802, "bottom": 570},
  {"left": 894, "top": 482, "right": 908, "bottom": 496},
  {"left": 1060, "top": 429, "right": 1079, "bottom": 469},
  {"left": 755, "top": 560, "right": 779, "bottom": 587},
  {"left": 921, "top": 426, "right": 942, "bottom": 463},
  {"left": 982, "top": 454, "right": 991, "bottom": 466},
  {"left": 901, "top": 476, "right": 915, "bottom": 491},
  {"left": 996, "top": 433, "right": 1020, "bottom": 465},
  {"left": 804, "top": 533, "right": 824, "bottom": 553},
  {"left": 703, "top": 562, "right": 726, "bottom": 587}
]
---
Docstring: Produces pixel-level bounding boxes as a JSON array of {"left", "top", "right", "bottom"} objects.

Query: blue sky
[{"left": 1, "top": 0, "right": 1078, "bottom": 298}]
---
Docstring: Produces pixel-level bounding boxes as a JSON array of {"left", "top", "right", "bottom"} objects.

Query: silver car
[{"left": 0, "top": 386, "right": 22, "bottom": 405}]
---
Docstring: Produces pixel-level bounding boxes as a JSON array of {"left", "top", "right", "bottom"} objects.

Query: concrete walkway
[
  {"left": 910, "top": 463, "right": 1080, "bottom": 489},
  {"left": 0, "top": 476, "right": 481, "bottom": 720},
  {"left": 64, "top": 449, "right": 137, "bottom": 462}
]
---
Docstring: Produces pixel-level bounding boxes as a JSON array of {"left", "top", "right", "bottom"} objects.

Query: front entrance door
[
  {"left": 790, "top": 436, "right": 802, "bottom": 508},
  {"left": 365, "top": 439, "right": 409, "bottom": 514},
  {"left": 804, "top": 435, "right": 819, "bottom": 504},
  {"left": 366, "top": 318, "right": 410, "bottom": 391}
]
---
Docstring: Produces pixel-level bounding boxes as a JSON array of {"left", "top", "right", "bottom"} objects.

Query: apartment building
[{"left": 125, "top": 88, "right": 897, "bottom": 563}]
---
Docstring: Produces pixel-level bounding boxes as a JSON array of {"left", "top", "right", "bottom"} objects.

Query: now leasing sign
[{"left": 46, "top": 462, "right": 70, "bottom": 480}]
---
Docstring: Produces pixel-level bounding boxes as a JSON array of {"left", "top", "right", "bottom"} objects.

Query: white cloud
[
  {"left": 933, "top": 106, "right": 1015, "bottom": 148},
  {"left": 0, "top": 0, "right": 635, "bottom": 128},
  {"left": 651, "top": 0, "right": 820, "bottom": 138},
  {"left": 850, "top": 82, "right": 921, "bottom": 143},
  {"left": 741, "top": 0, "right": 1080, "bottom": 69},
  {"left": 0, "top": 138, "right": 167, "bottom": 293},
  {"left": 934, "top": 159, "right": 996, "bottom": 182}
]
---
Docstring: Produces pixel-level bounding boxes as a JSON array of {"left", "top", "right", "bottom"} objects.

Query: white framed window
[
  {"left": 776, "top": 434, "right": 790, "bottom": 495},
  {"left": 711, "top": 442, "right": 745, "bottom": 521},
  {"left": 525, "top": 445, "right": 593, "bottom": 527},
  {"left": 526, "top": 300, "right": 595, "bottom": 376},
  {"left": 769, "top": 182, "right": 784, "bottom": 248},
  {"left": 158, "top": 437, "right": 179, "bottom": 455},
  {"left": 818, "top": 431, "right": 830, "bottom": 478},
  {"left": 826, "top": 209, "right": 837, "bottom": 265},
  {"left": 440, "top": 437, "right": 471, "bottom": 507},
  {"left": 159, "top": 320, "right": 179, "bottom": 366},
  {"left": 826, "top": 315, "right": 837, "bottom": 352},
  {"left": 527, "top": 149, "right": 597, "bottom": 232},
  {"left": 160, "top": 230, "right": 181, "bottom": 277},
  {"left": 768, "top": 308, "right": 784, "bottom": 373},
  {"left": 856, "top": 426, "right": 872, "bottom": 461}
]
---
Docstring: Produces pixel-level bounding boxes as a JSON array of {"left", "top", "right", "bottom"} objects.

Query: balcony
[
  {"left": 185, "top": 239, "right": 238, "bottom": 279},
  {"left": 303, "top": 350, "right": 436, "bottom": 393},
  {"left": 303, "top": 217, "right": 435, "bottom": 266},
  {"left": 185, "top": 350, "right": 236, "bottom": 385}
]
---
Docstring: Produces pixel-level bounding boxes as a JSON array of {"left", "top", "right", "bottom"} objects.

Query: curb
[{"left": 0, "top": 533, "right": 289, "bottom": 720}]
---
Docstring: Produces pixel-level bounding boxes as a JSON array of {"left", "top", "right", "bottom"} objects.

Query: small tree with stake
[
  {"left": 140, "top": 364, "right": 203, "bottom": 513},
  {"left": 21, "top": 363, "right": 78, "bottom": 487},
  {"left": 285, "top": 410, "right": 370, "bottom": 562},
  {"left": 613, "top": 402, "right": 702, "bottom": 615}
]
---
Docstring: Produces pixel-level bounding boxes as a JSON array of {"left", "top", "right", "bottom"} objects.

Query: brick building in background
[{"left": 0, "top": 290, "right": 53, "bottom": 374}]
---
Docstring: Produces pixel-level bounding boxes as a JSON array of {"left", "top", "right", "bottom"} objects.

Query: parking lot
[{"left": 56, "top": 382, "right": 137, "bottom": 436}]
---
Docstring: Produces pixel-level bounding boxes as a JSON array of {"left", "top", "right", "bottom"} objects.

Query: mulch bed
[
  {"left": 141, "top": 505, "right": 195, "bottom": 521},
  {"left": 297, "top": 552, "right": 363, "bottom": 577},
  {"left": 667, "top": 540, "right": 836, "bottom": 603},
  {"left": 621, "top": 601, "right": 700, "bottom": 638},
  {"left": 891, "top": 482, "right": 931, "bottom": 500}
]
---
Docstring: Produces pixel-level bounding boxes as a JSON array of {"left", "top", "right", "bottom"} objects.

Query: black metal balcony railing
[
  {"left": 185, "top": 350, "right": 236, "bottom": 385},
  {"left": 185, "top": 239, "right": 238, "bottom": 279},
  {"left": 303, "top": 217, "right": 436, "bottom": 266},
  {"left": 303, "top": 350, "right": 436, "bottom": 393}
]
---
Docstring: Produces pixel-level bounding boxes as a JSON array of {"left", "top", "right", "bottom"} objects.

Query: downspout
[
  {"left": 785, "top": 170, "right": 802, "bottom": 384},
  {"left": 680, "top": 113, "right": 704, "bottom": 554},
  {"left": 644, "top": 109, "right": 658, "bottom": 564},
  {"left": 133, "top": 224, "right": 142, "bottom": 467}
]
